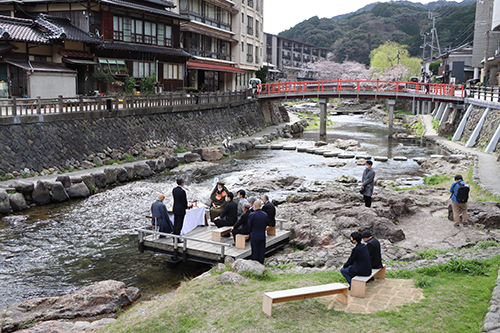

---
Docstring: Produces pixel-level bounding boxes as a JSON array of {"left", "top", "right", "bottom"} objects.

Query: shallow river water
[{"left": 0, "top": 114, "right": 447, "bottom": 306}]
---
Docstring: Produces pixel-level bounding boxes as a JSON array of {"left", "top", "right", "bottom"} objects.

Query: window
[
  {"left": 133, "top": 61, "right": 154, "bottom": 78},
  {"left": 247, "top": 43, "right": 253, "bottom": 62},
  {"left": 144, "top": 21, "right": 157, "bottom": 44},
  {"left": 255, "top": 46, "right": 259, "bottom": 63},
  {"left": 132, "top": 19, "right": 143, "bottom": 43},
  {"left": 241, "top": 13, "right": 244, "bottom": 23},
  {"left": 247, "top": 0, "right": 254, "bottom": 8},
  {"left": 242, "top": 42, "right": 245, "bottom": 53},
  {"left": 163, "top": 63, "right": 184, "bottom": 80},
  {"left": 190, "top": 0, "right": 202, "bottom": 14},
  {"left": 113, "top": 15, "right": 172, "bottom": 47},
  {"left": 221, "top": 10, "right": 231, "bottom": 31},
  {"left": 113, "top": 16, "right": 123, "bottom": 40},
  {"left": 247, "top": 15, "right": 253, "bottom": 35},
  {"left": 255, "top": 20, "right": 259, "bottom": 37}
]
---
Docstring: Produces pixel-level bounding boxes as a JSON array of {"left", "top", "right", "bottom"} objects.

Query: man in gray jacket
[{"left": 360, "top": 160, "right": 375, "bottom": 208}]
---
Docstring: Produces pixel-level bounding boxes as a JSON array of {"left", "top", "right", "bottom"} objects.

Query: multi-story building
[
  {"left": 0, "top": 0, "right": 191, "bottom": 95},
  {"left": 472, "top": 0, "right": 500, "bottom": 85},
  {"left": 172, "top": 0, "right": 264, "bottom": 92},
  {"left": 264, "top": 33, "right": 328, "bottom": 81}
]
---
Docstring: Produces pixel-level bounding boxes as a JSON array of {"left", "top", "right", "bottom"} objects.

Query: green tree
[
  {"left": 369, "top": 41, "right": 420, "bottom": 77},
  {"left": 140, "top": 73, "right": 156, "bottom": 94},
  {"left": 255, "top": 66, "right": 268, "bottom": 83},
  {"left": 123, "top": 75, "right": 136, "bottom": 95}
]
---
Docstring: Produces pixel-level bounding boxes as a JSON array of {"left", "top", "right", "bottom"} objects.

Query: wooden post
[
  {"left": 123, "top": 94, "right": 127, "bottom": 109},
  {"left": 58, "top": 95, "right": 63, "bottom": 113},
  {"left": 98, "top": 95, "right": 102, "bottom": 111},
  {"left": 319, "top": 97, "right": 328, "bottom": 142},
  {"left": 36, "top": 96, "right": 41, "bottom": 114},
  {"left": 388, "top": 99, "right": 396, "bottom": 138}
]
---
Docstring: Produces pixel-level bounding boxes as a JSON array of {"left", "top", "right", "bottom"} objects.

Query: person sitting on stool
[
  {"left": 214, "top": 192, "right": 238, "bottom": 234},
  {"left": 231, "top": 202, "right": 251, "bottom": 244},
  {"left": 151, "top": 193, "right": 173, "bottom": 237},
  {"left": 340, "top": 231, "right": 372, "bottom": 288}
]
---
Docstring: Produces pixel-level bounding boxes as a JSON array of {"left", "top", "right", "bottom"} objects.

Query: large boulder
[
  {"left": 9, "top": 192, "right": 28, "bottom": 211},
  {"left": 0, "top": 189, "right": 12, "bottom": 214},
  {"left": 123, "top": 165, "right": 135, "bottom": 180},
  {"left": 155, "top": 159, "right": 166, "bottom": 172},
  {"left": 192, "top": 148, "right": 223, "bottom": 161},
  {"left": 164, "top": 157, "right": 179, "bottom": 169},
  {"left": 134, "top": 163, "right": 152, "bottom": 178},
  {"left": 32, "top": 181, "right": 51, "bottom": 205},
  {"left": 55, "top": 175, "right": 71, "bottom": 188},
  {"left": 115, "top": 167, "right": 128, "bottom": 183},
  {"left": 10, "top": 181, "right": 34, "bottom": 193},
  {"left": 231, "top": 259, "right": 266, "bottom": 275},
  {"left": 103, "top": 168, "right": 117, "bottom": 185},
  {"left": 183, "top": 153, "right": 202, "bottom": 163},
  {"left": 2, "top": 280, "right": 140, "bottom": 333},
  {"left": 93, "top": 172, "right": 107, "bottom": 188},
  {"left": 67, "top": 183, "right": 90, "bottom": 198},
  {"left": 81, "top": 174, "right": 96, "bottom": 191},
  {"left": 216, "top": 271, "right": 247, "bottom": 284},
  {"left": 13, "top": 318, "right": 116, "bottom": 333},
  {"left": 50, "top": 182, "right": 69, "bottom": 203},
  {"left": 333, "top": 139, "right": 361, "bottom": 149}
]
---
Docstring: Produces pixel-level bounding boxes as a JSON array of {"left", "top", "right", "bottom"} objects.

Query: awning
[
  {"left": 98, "top": 42, "right": 191, "bottom": 58},
  {"left": 58, "top": 49, "right": 94, "bottom": 59},
  {"left": 186, "top": 61, "right": 245, "bottom": 73},
  {"left": 3, "top": 58, "right": 76, "bottom": 73},
  {"left": 63, "top": 58, "right": 98, "bottom": 65}
]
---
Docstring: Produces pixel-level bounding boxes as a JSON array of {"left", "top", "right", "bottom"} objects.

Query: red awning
[
  {"left": 58, "top": 49, "right": 94, "bottom": 59},
  {"left": 186, "top": 61, "right": 245, "bottom": 73}
]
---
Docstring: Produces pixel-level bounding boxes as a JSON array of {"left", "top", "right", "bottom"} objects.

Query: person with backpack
[{"left": 449, "top": 174, "right": 470, "bottom": 227}]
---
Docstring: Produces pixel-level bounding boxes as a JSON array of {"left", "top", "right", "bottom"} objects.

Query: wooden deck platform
[{"left": 138, "top": 225, "right": 291, "bottom": 264}]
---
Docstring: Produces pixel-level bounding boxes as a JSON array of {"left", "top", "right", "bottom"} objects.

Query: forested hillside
[{"left": 278, "top": 2, "right": 476, "bottom": 65}]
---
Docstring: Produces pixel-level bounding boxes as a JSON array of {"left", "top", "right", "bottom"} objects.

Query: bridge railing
[
  {"left": 469, "top": 86, "right": 500, "bottom": 103},
  {"left": 258, "top": 80, "right": 465, "bottom": 98},
  {"left": 0, "top": 91, "right": 247, "bottom": 117}
]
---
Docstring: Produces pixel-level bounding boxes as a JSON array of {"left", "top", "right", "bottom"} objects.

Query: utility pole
[
  {"left": 428, "top": 12, "right": 442, "bottom": 62},
  {"left": 483, "top": 0, "right": 493, "bottom": 86}
]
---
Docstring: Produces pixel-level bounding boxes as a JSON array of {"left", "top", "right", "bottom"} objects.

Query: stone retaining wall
[{"left": 0, "top": 100, "right": 287, "bottom": 176}]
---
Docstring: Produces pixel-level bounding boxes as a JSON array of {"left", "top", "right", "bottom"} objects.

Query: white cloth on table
[{"left": 168, "top": 207, "right": 206, "bottom": 236}]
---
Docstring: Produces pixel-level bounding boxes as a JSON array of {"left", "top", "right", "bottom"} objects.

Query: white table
[{"left": 168, "top": 207, "right": 206, "bottom": 235}]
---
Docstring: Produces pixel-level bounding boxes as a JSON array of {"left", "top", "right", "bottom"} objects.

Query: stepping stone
[
  {"left": 355, "top": 155, "right": 371, "bottom": 160},
  {"left": 328, "top": 162, "right": 346, "bottom": 167},
  {"left": 323, "top": 152, "right": 339, "bottom": 158},
  {"left": 306, "top": 148, "right": 316, "bottom": 154},
  {"left": 393, "top": 156, "right": 408, "bottom": 161},
  {"left": 338, "top": 153, "right": 355, "bottom": 159},
  {"left": 430, "top": 154, "right": 445, "bottom": 159},
  {"left": 449, "top": 154, "right": 466, "bottom": 159},
  {"left": 255, "top": 145, "right": 269, "bottom": 149},
  {"left": 314, "top": 150, "right": 326, "bottom": 155},
  {"left": 297, "top": 147, "right": 307, "bottom": 152},
  {"left": 270, "top": 145, "right": 283, "bottom": 150},
  {"left": 283, "top": 146, "right": 297, "bottom": 150},
  {"left": 373, "top": 156, "right": 389, "bottom": 162}
]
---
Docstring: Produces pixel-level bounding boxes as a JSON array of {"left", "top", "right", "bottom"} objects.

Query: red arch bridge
[{"left": 256, "top": 80, "right": 467, "bottom": 140}]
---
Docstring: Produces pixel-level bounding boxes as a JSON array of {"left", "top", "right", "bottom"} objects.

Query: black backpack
[{"left": 456, "top": 182, "right": 470, "bottom": 203}]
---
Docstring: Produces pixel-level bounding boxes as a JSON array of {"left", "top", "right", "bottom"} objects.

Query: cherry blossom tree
[{"left": 301, "top": 60, "right": 371, "bottom": 81}]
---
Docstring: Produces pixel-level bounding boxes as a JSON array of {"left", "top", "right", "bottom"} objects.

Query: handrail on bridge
[
  {"left": 136, "top": 226, "right": 231, "bottom": 261},
  {"left": 258, "top": 80, "right": 465, "bottom": 98}
]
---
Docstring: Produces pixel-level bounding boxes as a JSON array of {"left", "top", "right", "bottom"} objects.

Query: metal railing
[
  {"left": 136, "top": 226, "right": 231, "bottom": 261},
  {"left": 469, "top": 86, "right": 500, "bottom": 102},
  {"left": 258, "top": 80, "right": 466, "bottom": 98},
  {"left": 0, "top": 91, "right": 247, "bottom": 117}
]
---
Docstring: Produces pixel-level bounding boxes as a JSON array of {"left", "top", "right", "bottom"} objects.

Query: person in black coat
[
  {"left": 172, "top": 178, "right": 188, "bottom": 241},
  {"left": 214, "top": 192, "right": 238, "bottom": 228},
  {"left": 231, "top": 203, "right": 251, "bottom": 242},
  {"left": 362, "top": 230, "right": 383, "bottom": 269},
  {"left": 151, "top": 193, "right": 173, "bottom": 236},
  {"left": 340, "top": 231, "right": 372, "bottom": 287},
  {"left": 248, "top": 200, "right": 268, "bottom": 264},
  {"left": 261, "top": 195, "right": 276, "bottom": 227}
]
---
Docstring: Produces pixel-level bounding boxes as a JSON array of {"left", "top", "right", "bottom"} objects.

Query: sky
[{"left": 263, "top": 0, "right": 439, "bottom": 35}]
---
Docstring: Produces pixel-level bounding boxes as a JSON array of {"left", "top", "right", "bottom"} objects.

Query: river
[{"left": 0, "top": 114, "right": 448, "bottom": 306}]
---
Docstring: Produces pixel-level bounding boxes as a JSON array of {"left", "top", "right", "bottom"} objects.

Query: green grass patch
[
  {"left": 423, "top": 174, "right": 451, "bottom": 186},
  {"left": 123, "top": 154, "right": 135, "bottom": 163},
  {"left": 394, "top": 109, "right": 412, "bottom": 115},
  {"left": 296, "top": 111, "right": 335, "bottom": 130},
  {"left": 465, "top": 166, "right": 500, "bottom": 203},
  {"left": 103, "top": 256, "right": 500, "bottom": 333},
  {"left": 432, "top": 119, "right": 439, "bottom": 131},
  {"left": 174, "top": 146, "right": 189, "bottom": 154},
  {"left": 393, "top": 185, "right": 421, "bottom": 191},
  {"left": 411, "top": 121, "right": 424, "bottom": 136}
]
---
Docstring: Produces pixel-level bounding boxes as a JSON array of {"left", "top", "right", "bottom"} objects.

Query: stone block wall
[
  {"left": 476, "top": 109, "right": 500, "bottom": 152},
  {"left": 0, "top": 100, "right": 284, "bottom": 175},
  {"left": 460, "top": 106, "right": 487, "bottom": 144}
]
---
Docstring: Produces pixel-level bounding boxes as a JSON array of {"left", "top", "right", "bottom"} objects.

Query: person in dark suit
[
  {"left": 172, "top": 178, "right": 188, "bottom": 242},
  {"left": 261, "top": 195, "right": 276, "bottom": 227},
  {"left": 362, "top": 230, "right": 383, "bottom": 269},
  {"left": 151, "top": 193, "right": 173, "bottom": 236},
  {"left": 231, "top": 202, "right": 251, "bottom": 243},
  {"left": 214, "top": 192, "right": 238, "bottom": 228},
  {"left": 248, "top": 200, "right": 268, "bottom": 264},
  {"left": 340, "top": 231, "right": 372, "bottom": 288}
]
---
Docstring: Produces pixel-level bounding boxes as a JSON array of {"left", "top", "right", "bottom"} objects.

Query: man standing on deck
[
  {"left": 172, "top": 178, "right": 188, "bottom": 242},
  {"left": 248, "top": 200, "right": 268, "bottom": 264}
]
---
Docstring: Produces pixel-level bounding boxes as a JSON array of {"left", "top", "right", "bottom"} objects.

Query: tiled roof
[
  {"left": 99, "top": 42, "right": 191, "bottom": 58},
  {"left": 0, "top": 14, "right": 101, "bottom": 44}
]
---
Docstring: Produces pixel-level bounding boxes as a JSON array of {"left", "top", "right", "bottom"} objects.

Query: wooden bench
[
  {"left": 235, "top": 234, "right": 250, "bottom": 249},
  {"left": 211, "top": 226, "right": 232, "bottom": 242},
  {"left": 351, "top": 265, "right": 386, "bottom": 298},
  {"left": 262, "top": 283, "right": 348, "bottom": 316},
  {"left": 266, "top": 225, "right": 276, "bottom": 236}
]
